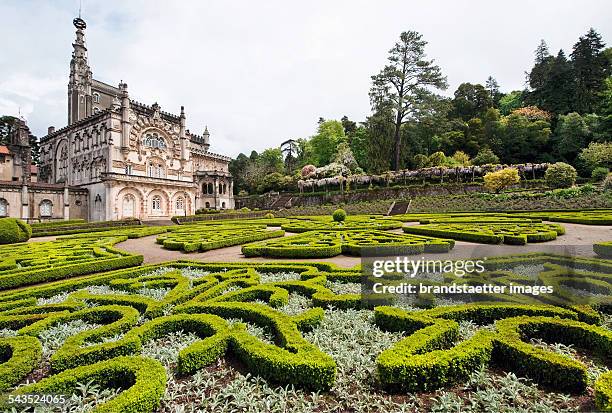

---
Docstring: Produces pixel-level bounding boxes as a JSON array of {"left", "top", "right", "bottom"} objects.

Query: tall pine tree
[
  {"left": 370, "top": 31, "right": 447, "bottom": 171},
  {"left": 527, "top": 40, "right": 554, "bottom": 108},
  {"left": 571, "top": 28, "right": 609, "bottom": 114},
  {"left": 542, "top": 50, "right": 575, "bottom": 115}
]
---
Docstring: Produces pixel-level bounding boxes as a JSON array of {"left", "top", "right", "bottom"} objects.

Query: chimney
[{"left": 48, "top": 126, "right": 55, "bottom": 135}]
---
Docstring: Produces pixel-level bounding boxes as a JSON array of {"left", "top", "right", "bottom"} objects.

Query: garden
[{"left": 0, "top": 208, "right": 610, "bottom": 413}]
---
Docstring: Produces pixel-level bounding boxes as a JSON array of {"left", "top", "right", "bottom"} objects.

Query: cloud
[{"left": 1, "top": 0, "right": 611, "bottom": 157}]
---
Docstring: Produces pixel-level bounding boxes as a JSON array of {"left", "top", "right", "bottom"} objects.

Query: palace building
[{"left": 0, "top": 16, "right": 233, "bottom": 222}]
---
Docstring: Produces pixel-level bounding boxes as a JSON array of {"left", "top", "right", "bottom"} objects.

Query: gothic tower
[{"left": 67, "top": 17, "right": 93, "bottom": 125}]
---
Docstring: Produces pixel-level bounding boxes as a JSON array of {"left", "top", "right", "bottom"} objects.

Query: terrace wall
[{"left": 235, "top": 181, "right": 545, "bottom": 210}]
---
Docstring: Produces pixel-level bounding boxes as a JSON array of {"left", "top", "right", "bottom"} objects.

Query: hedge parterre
[
  {"left": 0, "top": 236, "right": 143, "bottom": 290},
  {"left": 0, "top": 259, "right": 608, "bottom": 411},
  {"left": 279, "top": 215, "right": 403, "bottom": 233},
  {"left": 403, "top": 222, "right": 565, "bottom": 245},
  {"left": 242, "top": 230, "right": 454, "bottom": 258},
  {"left": 156, "top": 224, "right": 286, "bottom": 253}
]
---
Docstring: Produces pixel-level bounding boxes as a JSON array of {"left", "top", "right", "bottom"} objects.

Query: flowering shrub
[{"left": 484, "top": 168, "right": 520, "bottom": 193}]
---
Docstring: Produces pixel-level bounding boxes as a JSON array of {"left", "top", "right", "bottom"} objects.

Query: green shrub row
[
  {"left": 375, "top": 308, "right": 495, "bottom": 391},
  {"left": 493, "top": 316, "right": 612, "bottom": 393},
  {"left": 31, "top": 218, "right": 141, "bottom": 237},
  {"left": 594, "top": 241, "right": 612, "bottom": 259},
  {"left": 595, "top": 370, "right": 612, "bottom": 412},
  {"left": 511, "top": 210, "right": 612, "bottom": 225},
  {"left": 0, "top": 356, "right": 166, "bottom": 413},
  {"left": 60, "top": 226, "right": 170, "bottom": 240},
  {"left": 374, "top": 305, "right": 608, "bottom": 393},
  {"left": 20, "top": 305, "right": 141, "bottom": 372},
  {"left": 31, "top": 218, "right": 86, "bottom": 228},
  {"left": 157, "top": 226, "right": 285, "bottom": 253},
  {"left": 127, "top": 314, "right": 231, "bottom": 375},
  {"left": 0, "top": 336, "right": 42, "bottom": 391},
  {"left": 174, "top": 301, "right": 337, "bottom": 390},
  {"left": 0, "top": 218, "right": 31, "bottom": 244}
]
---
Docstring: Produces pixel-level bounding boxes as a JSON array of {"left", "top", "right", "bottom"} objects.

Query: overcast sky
[{"left": 1, "top": 0, "right": 611, "bottom": 158}]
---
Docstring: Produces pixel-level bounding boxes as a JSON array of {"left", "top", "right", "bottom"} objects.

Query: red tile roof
[{"left": 0, "top": 146, "right": 10, "bottom": 155}]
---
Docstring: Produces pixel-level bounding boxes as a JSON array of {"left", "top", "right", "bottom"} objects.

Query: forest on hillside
[{"left": 230, "top": 28, "right": 612, "bottom": 196}]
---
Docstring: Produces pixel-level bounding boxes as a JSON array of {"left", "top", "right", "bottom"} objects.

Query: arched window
[
  {"left": 176, "top": 197, "right": 184, "bottom": 211},
  {"left": 207, "top": 183, "right": 214, "bottom": 194},
  {"left": 151, "top": 195, "right": 162, "bottom": 212},
  {"left": 221, "top": 202, "right": 226, "bottom": 209},
  {"left": 142, "top": 132, "right": 166, "bottom": 149},
  {"left": 205, "top": 202, "right": 210, "bottom": 208},
  {"left": 0, "top": 199, "right": 7, "bottom": 217},
  {"left": 40, "top": 200, "right": 53, "bottom": 217},
  {"left": 93, "top": 93, "right": 100, "bottom": 103}
]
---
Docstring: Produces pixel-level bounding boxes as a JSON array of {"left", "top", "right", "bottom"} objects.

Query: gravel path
[{"left": 115, "top": 223, "right": 612, "bottom": 268}]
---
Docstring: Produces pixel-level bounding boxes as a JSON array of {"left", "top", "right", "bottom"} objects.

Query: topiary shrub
[
  {"left": 265, "top": 213, "right": 275, "bottom": 219},
  {"left": 332, "top": 209, "right": 347, "bottom": 222},
  {"left": 484, "top": 168, "right": 520, "bottom": 193},
  {"left": 592, "top": 167, "right": 610, "bottom": 182},
  {"left": 0, "top": 218, "right": 31, "bottom": 245},
  {"left": 545, "top": 162, "right": 577, "bottom": 189}
]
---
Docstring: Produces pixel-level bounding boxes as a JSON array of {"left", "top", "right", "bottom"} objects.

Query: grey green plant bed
[{"left": 0, "top": 258, "right": 609, "bottom": 412}]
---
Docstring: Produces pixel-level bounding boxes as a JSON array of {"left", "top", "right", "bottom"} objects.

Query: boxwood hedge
[
  {"left": 0, "top": 236, "right": 143, "bottom": 290},
  {"left": 242, "top": 230, "right": 454, "bottom": 258},
  {"left": 0, "top": 254, "right": 608, "bottom": 409},
  {"left": 0, "top": 356, "right": 167, "bottom": 413},
  {"left": 0, "top": 217, "right": 31, "bottom": 244},
  {"left": 157, "top": 225, "right": 285, "bottom": 253},
  {"left": 594, "top": 241, "right": 612, "bottom": 259},
  {"left": 403, "top": 222, "right": 564, "bottom": 245}
]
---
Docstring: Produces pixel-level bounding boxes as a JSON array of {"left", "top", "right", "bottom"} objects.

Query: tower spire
[{"left": 68, "top": 13, "right": 92, "bottom": 124}]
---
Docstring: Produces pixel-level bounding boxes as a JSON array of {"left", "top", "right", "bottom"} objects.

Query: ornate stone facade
[{"left": 37, "top": 17, "right": 234, "bottom": 221}]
